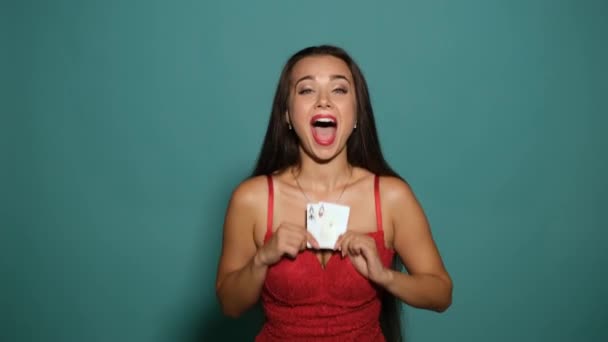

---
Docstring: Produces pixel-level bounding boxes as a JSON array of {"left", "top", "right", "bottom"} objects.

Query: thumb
[{"left": 306, "top": 231, "right": 320, "bottom": 249}]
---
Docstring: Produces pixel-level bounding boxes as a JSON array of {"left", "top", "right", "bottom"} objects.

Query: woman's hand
[
  {"left": 255, "top": 223, "right": 320, "bottom": 267},
  {"left": 335, "top": 232, "right": 392, "bottom": 285}
]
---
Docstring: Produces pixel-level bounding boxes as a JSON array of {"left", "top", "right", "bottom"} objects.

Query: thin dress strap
[
  {"left": 374, "top": 175, "right": 383, "bottom": 232},
  {"left": 266, "top": 175, "right": 274, "bottom": 236}
]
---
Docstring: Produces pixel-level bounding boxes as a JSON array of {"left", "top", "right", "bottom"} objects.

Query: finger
[
  {"left": 334, "top": 232, "right": 347, "bottom": 250},
  {"left": 284, "top": 245, "right": 300, "bottom": 258},
  {"left": 340, "top": 234, "right": 356, "bottom": 257},
  {"left": 299, "top": 238, "right": 308, "bottom": 251},
  {"left": 306, "top": 231, "right": 320, "bottom": 249},
  {"left": 354, "top": 240, "right": 383, "bottom": 271},
  {"left": 335, "top": 231, "right": 354, "bottom": 251},
  {"left": 348, "top": 237, "right": 365, "bottom": 256},
  {"left": 274, "top": 224, "right": 302, "bottom": 240},
  {"left": 280, "top": 227, "right": 305, "bottom": 242},
  {"left": 294, "top": 229, "right": 312, "bottom": 250},
  {"left": 281, "top": 224, "right": 312, "bottom": 250},
  {"left": 277, "top": 232, "right": 304, "bottom": 254},
  {"left": 281, "top": 222, "right": 317, "bottom": 250},
  {"left": 355, "top": 240, "right": 373, "bottom": 258},
  {"left": 284, "top": 233, "right": 306, "bottom": 252},
  {"left": 361, "top": 238, "right": 377, "bottom": 256}
]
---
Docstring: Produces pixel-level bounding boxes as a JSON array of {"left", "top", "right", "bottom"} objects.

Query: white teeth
[{"left": 315, "top": 118, "right": 335, "bottom": 123}]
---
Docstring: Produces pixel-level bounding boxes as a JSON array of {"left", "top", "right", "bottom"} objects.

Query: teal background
[{"left": 2, "top": 1, "right": 607, "bottom": 341}]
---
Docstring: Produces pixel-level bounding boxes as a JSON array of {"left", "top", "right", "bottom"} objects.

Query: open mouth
[{"left": 310, "top": 114, "right": 337, "bottom": 146}]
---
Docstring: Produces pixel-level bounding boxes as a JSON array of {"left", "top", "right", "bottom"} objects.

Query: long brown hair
[{"left": 251, "top": 45, "right": 404, "bottom": 342}]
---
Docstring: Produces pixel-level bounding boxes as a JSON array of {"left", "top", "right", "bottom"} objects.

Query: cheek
[
  {"left": 287, "top": 105, "right": 308, "bottom": 129},
  {"left": 336, "top": 98, "right": 357, "bottom": 119},
  {"left": 290, "top": 95, "right": 312, "bottom": 110},
  {"left": 289, "top": 99, "right": 316, "bottom": 121}
]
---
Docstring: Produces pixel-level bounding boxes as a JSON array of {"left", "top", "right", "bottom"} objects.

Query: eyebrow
[{"left": 294, "top": 74, "right": 351, "bottom": 87}]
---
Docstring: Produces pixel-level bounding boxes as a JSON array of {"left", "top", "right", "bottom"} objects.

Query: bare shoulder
[
  {"left": 378, "top": 176, "right": 419, "bottom": 208},
  {"left": 217, "top": 175, "right": 269, "bottom": 290},
  {"left": 377, "top": 175, "right": 429, "bottom": 238},
  {"left": 227, "top": 175, "right": 269, "bottom": 212},
  {"left": 223, "top": 175, "right": 270, "bottom": 235}
]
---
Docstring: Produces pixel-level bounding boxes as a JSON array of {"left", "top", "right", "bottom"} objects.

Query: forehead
[{"left": 290, "top": 55, "right": 353, "bottom": 83}]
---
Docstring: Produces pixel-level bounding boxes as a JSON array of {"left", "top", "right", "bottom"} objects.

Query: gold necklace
[{"left": 292, "top": 167, "right": 353, "bottom": 204}]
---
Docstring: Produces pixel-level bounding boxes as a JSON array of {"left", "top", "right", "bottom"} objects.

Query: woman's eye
[
  {"left": 298, "top": 88, "right": 313, "bottom": 95},
  {"left": 333, "top": 88, "right": 348, "bottom": 94}
]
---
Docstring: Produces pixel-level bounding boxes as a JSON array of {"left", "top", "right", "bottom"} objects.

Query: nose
[{"left": 316, "top": 90, "right": 332, "bottom": 108}]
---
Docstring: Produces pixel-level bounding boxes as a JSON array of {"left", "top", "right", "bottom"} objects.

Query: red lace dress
[{"left": 256, "top": 175, "right": 395, "bottom": 341}]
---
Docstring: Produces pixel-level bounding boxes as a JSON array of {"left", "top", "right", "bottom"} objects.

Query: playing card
[
  {"left": 311, "top": 202, "right": 350, "bottom": 250},
  {"left": 306, "top": 203, "right": 320, "bottom": 249}
]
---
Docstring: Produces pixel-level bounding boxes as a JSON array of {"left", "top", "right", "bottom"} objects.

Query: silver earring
[
  {"left": 286, "top": 111, "right": 292, "bottom": 130},
  {"left": 354, "top": 122, "right": 357, "bottom": 129}
]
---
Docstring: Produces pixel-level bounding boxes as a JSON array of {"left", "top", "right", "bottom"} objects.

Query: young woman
[{"left": 216, "top": 45, "right": 452, "bottom": 341}]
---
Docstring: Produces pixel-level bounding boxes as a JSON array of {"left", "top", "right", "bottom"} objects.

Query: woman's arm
[
  {"left": 215, "top": 178, "right": 268, "bottom": 318},
  {"left": 380, "top": 177, "right": 453, "bottom": 312}
]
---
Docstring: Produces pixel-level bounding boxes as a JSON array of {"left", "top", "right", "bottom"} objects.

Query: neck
[{"left": 293, "top": 148, "right": 352, "bottom": 193}]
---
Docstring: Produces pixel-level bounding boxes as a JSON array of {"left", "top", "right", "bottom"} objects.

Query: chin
[{"left": 308, "top": 144, "right": 345, "bottom": 162}]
